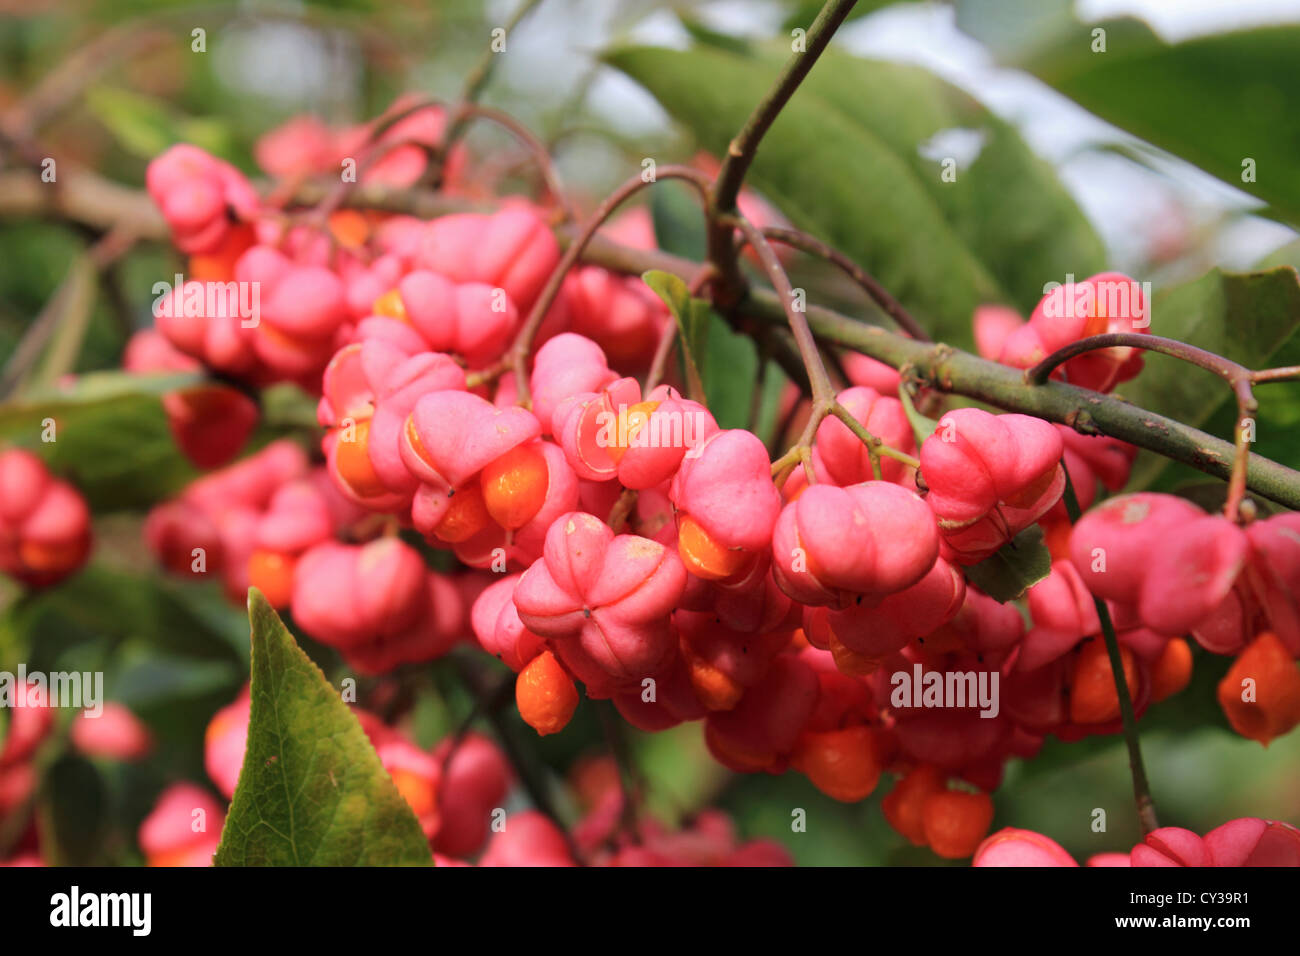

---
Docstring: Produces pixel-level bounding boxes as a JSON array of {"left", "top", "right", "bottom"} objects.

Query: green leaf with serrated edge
[
  {"left": 1018, "top": 20, "right": 1300, "bottom": 225},
  {"left": 214, "top": 590, "right": 431, "bottom": 866},
  {"left": 963, "top": 525, "right": 1052, "bottom": 603},
  {"left": 642, "top": 270, "right": 707, "bottom": 401},
  {"left": 1116, "top": 266, "right": 1300, "bottom": 490}
]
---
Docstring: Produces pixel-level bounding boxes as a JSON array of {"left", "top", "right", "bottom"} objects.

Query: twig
[
  {"left": 706, "top": 0, "right": 860, "bottom": 305},
  {"left": 505, "top": 165, "right": 713, "bottom": 406},
  {"left": 10, "top": 169, "right": 1300, "bottom": 510},
  {"left": 597, "top": 701, "right": 641, "bottom": 843},
  {"left": 461, "top": 0, "right": 545, "bottom": 107},
  {"left": 1060, "top": 466, "right": 1159, "bottom": 836},
  {"left": 1026, "top": 332, "right": 1285, "bottom": 523},
  {"left": 451, "top": 654, "right": 581, "bottom": 861},
  {"left": 760, "top": 225, "right": 931, "bottom": 341}
]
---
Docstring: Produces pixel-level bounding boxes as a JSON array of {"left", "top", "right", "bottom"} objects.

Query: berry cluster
[
  {"left": 119, "top": 120, "right": 1300, "bottom": 864},
  {"left": 975, "top": 818, "right": 1300, "bottom": 867},
  {"left": 185, "top": 685, "right": 787, "bottom": 867},
  {"left": 0, "top": 449, "right": 92, "bottom": 589},
  {"left": 0, "top": 685, "right": 150, "bottom": 866},
  {"left": 143, "top": 439, "right": 487, "bottom": 674}
]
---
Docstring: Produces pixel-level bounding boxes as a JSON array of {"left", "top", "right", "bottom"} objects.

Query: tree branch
[
  {"left": 7, "top": 169, "right": 1300, "bottom": 511},
  {"left": 706, "top": 0, "right": 859, "bottom": 307}
]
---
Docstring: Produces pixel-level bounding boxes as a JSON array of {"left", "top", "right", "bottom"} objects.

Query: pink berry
[
  {"left": 512, "top": 512, "right": 686, "bottom": 681},
  {"left": 771, "top": 481, "right": 938, "bottom": 607},
  {"left": 972, "top": 827, "right": 1079, "bottom": 867},
  {"left": 919, "top": 408, "right": 1065, "bottom": 563}
]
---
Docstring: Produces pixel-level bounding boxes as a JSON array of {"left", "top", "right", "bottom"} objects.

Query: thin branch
[
  {"left": 1024, "top": 332, "right": 1254, "bottom": 389},
  {"left": 738, "top": 293, "right": 1300, "bottom": 512},
  {"left": 443, "top": 103, "right": 576, "bottom": 220},
  {"left": 1061, "top": 467, "right": 1159, "bottom": 836},
  {"left": 1026, "top": 332, "right": 1269, "bottom": 522},
  {"left": 0, "top": 24, "right": 171, "bottom": 148},
  {"left": 760, "top": 225, "right": 931, "bottom": 341},
  {"left": 451, "top": 655, "right": 581, "bottom": 861},
  {"left": 505, "top": 165, "right": 713, "bottom": 405},
  {"left": 456, "top": 0, "right": 546, "bottom": 110},
  {"left": 710, "top": 0, "right": 858, "bottom": 216},
  {"left": 644, "top": 321, "right": 678, "bottom": 395},
  {"left": 11, "top": 169, "right": 1300, "bottom": 511},
  {"left": 728, "top": 214, "right": 912, "bottom": 480},
  {"left": 725, "top": 214, "right": 833, "bottom": 404},
  {"left": 829, "top": 401, "right": 919, "bottom": 471},
  {"left": 1, "top": 228, "right": 133, "bottom": 398},
  {"left": 435, "top": 671, "right": 515, "bottom": 829},
  {"left": 707, "top": 0, "right": 859, "bottom": 305},
  {"left": 319, "top": 98, "right": 575, "bottom": 222}
]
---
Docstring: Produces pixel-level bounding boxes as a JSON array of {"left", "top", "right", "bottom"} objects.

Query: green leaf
[
  {"left": 87, "top": 87, "right": 235, "bottom": 162},
  {"left": 701, "top": 312, "right": 760, "bottom": 430},
  {"left": 786, "top": 50, "right": 1106, "bottom": 319},
  {"left": 606, "top": 45, "right": 1104, "bottom": 342},
  {"left": 1116, "top": 265, "right": 1300, "bottom": 488},
  {"left": 1259, "top": 239, "right": 1300, "bottom": 272},
  {"left": 642, "top": 270, "right": 707, "bottom": 400},
  {"left": 1020, "top": 21, "right": 1300, "bottom": 224},
  {"left": 646, "top": 179, "right": 764, "bottom": 426},
  {"left": 650, "top": 182, "right": 706, "bottom": 261},
  {"left": 0, "top": 371, "right": 315, "bottom": 510},
  {"left": 633, "top": 723, "right": 729, "bottom": 823},
  {"left": 2, "top": 253, "right": 99, "bottom": 396},
  {"left": 751, "top": 358, "right": 791, "bottom": 449},
  {"left": 641, "top": 270, "right": 758, "bottom": 426},
  {"left": 0, "top": 371, "right": 203, "bottom": 510},
  {"left": 677, "top": 12, "right": 753, "bottom": 56},
  {"left": 6, "top": 564, "right": 250, "bottom": 673},
  {"left": 214, "top": 590, "right": 431, "bottom": 866},
  {"left": 963, "top": 525, "right": 1052, "bottom": 603},
  {"left": 952, "top": 0, "right": 1074, "bottom": 61}
]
